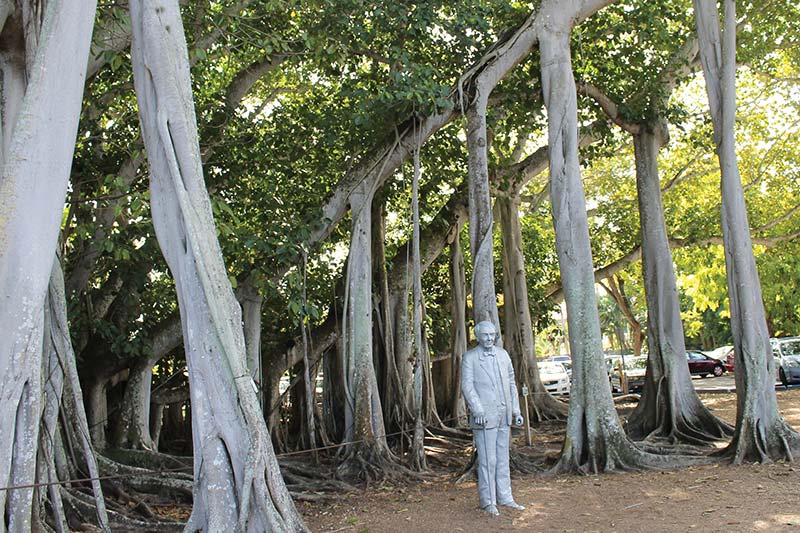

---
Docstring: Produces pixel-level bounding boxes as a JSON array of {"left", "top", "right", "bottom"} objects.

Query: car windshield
[
  {"left": 538, "top": 362, "right": 565, "bottom": 375},
  {"left": 779, "top": 340, "right": 800, "bottom": 357}
]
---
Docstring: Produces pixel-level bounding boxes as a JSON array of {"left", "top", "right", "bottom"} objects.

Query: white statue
[{"left": 461, "top": 320, "right": 526, "bottom": 516}]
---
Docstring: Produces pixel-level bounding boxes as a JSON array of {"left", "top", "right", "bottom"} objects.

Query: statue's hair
[{"left": 474, "top": 320, "right": 496, "bottom": 338}]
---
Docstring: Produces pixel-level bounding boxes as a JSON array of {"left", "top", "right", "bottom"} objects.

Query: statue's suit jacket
[{"left": 461, "top": 345, "right": 521, "bottom": 429}]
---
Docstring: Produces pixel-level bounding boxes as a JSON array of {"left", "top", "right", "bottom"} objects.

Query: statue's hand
[
  {"left": 513, "top": 414, "right": 523, "bottom": 426},
  {"left": 473, "top": 412, "right": 487, "bottom": 426}
]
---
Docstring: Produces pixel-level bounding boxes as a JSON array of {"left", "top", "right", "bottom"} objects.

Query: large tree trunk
[
  {"left": 447, "top": 236, "right": 469, "bottom": 425},
  {"left": 38, "top": 258, "right": 110, "bottom": 531},
  {"left": 626, "top": 125, "right": 732, "bottom": 444},
  {"left": 113, "top": 356, "right": 158, "bottom": 451},
  {"left": 498, "top": 196, "right": 567, "bottom": 422},
  {"left": 387, "top": 285, "right": 415, "bottom": 427},
  {"left": 538, "top": 0, "right": 666, "bottom": 473},
  {"left": 466, "top": 92, "right": 501, "bottom": 337},
  {"left": 338, "top": 181, "right": 394, "bottom": 480},
  {"left": 694, "top": 0, "right": 800, "bottom": 462},
  {"left": 371, "top": 199, "right": 407, "bottom": 433},
  {"left": 0, "top": 2, "right": 96, "bottom": 529},
  {"left": 129, "top": 1, "right": 306, "bottom": 530}
]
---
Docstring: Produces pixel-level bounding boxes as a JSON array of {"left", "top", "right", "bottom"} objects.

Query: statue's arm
[
  {"left": 461, "top": 352, "right": 484, "bottom": 416},
  {"left": 506, "top": 352, "right": 521, "bottom": 417}
]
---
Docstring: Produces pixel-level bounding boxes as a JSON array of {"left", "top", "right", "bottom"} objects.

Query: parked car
[
  {"left": 686, "top": 350, "right": 725, "bottom": 377},
  {"left": 537, "top": 361, "right": 571, "bottom": 395},
  {"left": 723, "top": 347, "right": 736, "bottom": 372},
  {"left": 772, "top": 337, "right": 800, "bottom": 386},
  {"left": 609, "top": 355, "right": 648, "bottom": 392},
  {"left": 706, "top": 345, "right": 733, "bottom": 361},
  {"left": 604, "top": 354, "right": 625, "bottom": 377},
  {"left": 707, "top": 345, "right": 735, "bottom": 371}
]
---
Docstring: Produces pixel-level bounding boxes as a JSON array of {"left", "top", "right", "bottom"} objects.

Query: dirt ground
[{"left": 300, "top": 388, "right": 800, "bottom": 533}]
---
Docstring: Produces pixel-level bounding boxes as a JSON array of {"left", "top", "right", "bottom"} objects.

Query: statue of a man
[{"left": 461, "top": 320, "right": 526, "bottom": 516}]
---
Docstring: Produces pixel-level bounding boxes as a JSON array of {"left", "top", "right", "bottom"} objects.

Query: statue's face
[{"left": 478, "top": 327, "right": 496, "bottom": 350}]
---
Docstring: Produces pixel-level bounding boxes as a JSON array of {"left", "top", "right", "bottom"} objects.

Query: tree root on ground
[
  {"left": 713, "top": 417, "right": 800, "bottom": 464},
  {"left": 63, "top": 487, "right": 183, "bottom": 532},
  {"left": 549, "top": 425, "right": 717, "bottom": 476},
  {"left": 104, "top": 448, "right": 192, "bottom": 471},
  {"left": 427, "top": 424, "right": 472, "bottom": 441},
  {"left": 336, "top": 441, "right": 424, "bottom": 484},
  {"left": 97, "top": 454, "right": 193, "bottom": 499},
  {"left": 613, "top": 393, "right": 641, "bottom": 403},
  {"left": 453, "top": 445, "right": 540, "bottom": 484},
  {"left": 529, "top": 392, "right": 569, "bottom": 423}
]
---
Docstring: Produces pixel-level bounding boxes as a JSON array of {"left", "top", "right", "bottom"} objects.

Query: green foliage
[{"left": 64, "top": 0, "right": 800, "bottom": 379}]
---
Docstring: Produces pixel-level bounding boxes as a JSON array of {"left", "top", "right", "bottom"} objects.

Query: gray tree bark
[
  {"left": 693, "top": 0, "right": 800, "bottom": 462},
  {"left": 39, "top": 258, "right": 109, "bottom": 531},
  {"left": 338, "top": 181, "right": 394, "bottom": 480},
  {"left": 466, "top": 92, "right": 501, "bottom": 338},
  {"left": 626, "top": 124, "right": 732, "bottom": 444},
  {"left": 409, "top": 140, "right": 427, "bottom": 470},
  {"left": 448, "top": 236, "right": 469, "bottom": 425},
  {"left": 537, "top": 0, "right": 671, "bottom": 473},
  {"left": 0, "top": 2, "right": 96, "bottom": 529},
  {"left": 113, "top": 355, "right": 158, "bottom": 451},
  {"left": 498, "top": 196, "right": 567, "bottom": 422},
  {"left": 129, "top": 0, "right": 306, "bottom": 530},
  {"left": 238, "top": 280, "right": 264, "bottom": 408}
]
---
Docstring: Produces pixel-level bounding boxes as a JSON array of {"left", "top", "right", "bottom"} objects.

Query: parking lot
[{"left": 691, "top": 373, "right": 800, "bottom": 393}]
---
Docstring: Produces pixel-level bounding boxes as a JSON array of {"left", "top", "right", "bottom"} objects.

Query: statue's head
[{"left": 474, "top": 321, "right": 497, "bottom": 350}]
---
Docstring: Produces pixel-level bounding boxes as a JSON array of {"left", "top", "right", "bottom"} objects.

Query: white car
[
  {"left": 537, "top": 361, "right": 571, "bottom": 395},
  {"left": 772, "top": 337, "right": 800, "bottom": 386}
]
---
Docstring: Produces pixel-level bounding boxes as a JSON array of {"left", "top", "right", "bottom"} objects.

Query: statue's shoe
[
  {"left": 482, "top": 504, "right": 500, "bottom": 516},
  {"left": 499, "top": 501, "right": 525, "bottom": 511}
]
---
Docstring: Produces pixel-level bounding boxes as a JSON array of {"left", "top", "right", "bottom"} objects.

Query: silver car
[
  {"left": 772, "top": 337, "right": 800, "bottom": 386},
  {"left": 537, "top": 361, "right": 571, "bottom": 395}
]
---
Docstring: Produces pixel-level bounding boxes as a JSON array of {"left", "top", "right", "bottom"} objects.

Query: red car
[{"left": 687, "top": 350, "right": 726, "bottom": 377}]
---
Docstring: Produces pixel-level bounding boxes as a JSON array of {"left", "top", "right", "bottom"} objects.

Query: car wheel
[
  {"left": 779, "top": 367, "right": 789, "bottom": 386},
  {"left": 713, "top": 365, "right": 724, "bottom": 377}
]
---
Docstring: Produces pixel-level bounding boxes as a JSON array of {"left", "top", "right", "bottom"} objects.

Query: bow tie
[{"left": 483, "top": 350, "right": 495, "bottom": 356}]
